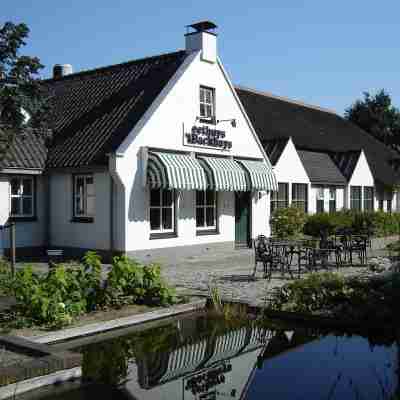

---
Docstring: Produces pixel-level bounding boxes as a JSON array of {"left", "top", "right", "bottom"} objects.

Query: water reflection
[{"left": 70, "top": 314, "right": 399, "bottom": 400}]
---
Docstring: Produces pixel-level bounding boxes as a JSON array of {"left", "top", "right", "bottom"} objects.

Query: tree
[
  {"left": 345, "top": 90, "right": 400, "bottom": 148},
  {"left": 0, "top": 21, "right": 51, "bottom": 156}
]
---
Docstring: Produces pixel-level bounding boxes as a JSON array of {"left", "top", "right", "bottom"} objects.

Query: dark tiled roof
[
  {"left": 44, "top": 51, "right": 188, "bottom": 168},
  {"left": 329, "top": 151, "right": 361, "bottom": 181},
  {"left": 0, "top": 131, "right": 47, "bottom": 170},
  {"left": 263, "top": 138, "right": 289, "bottom": 166},
  {"left": 297, "top": 150, "right": 347, "bottom": 185},
  {"left": 236, "top": 86, "right": 400, "bottom": 186}
]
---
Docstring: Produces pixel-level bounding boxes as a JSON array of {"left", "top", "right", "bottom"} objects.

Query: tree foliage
[
  {"left": 345, "top": 90, "right": 400, "bottom": 148},
  {"left": 0, "top": 21, "right": 51, "bottom": 155}
]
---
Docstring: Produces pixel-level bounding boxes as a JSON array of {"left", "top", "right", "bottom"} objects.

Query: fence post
[{"left": 10, "top": 222, "right": 16, "bottom": 276}]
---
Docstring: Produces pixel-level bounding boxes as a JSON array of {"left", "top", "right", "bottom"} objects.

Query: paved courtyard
[{"left": 154, "top": 247, "right": 390, "bottom": 307}]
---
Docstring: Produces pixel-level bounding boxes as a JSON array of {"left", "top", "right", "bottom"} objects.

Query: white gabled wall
[
  {"left": 273, "top": 138, "right": 311, "bottom": 211},
  {"left": 347, "top": 150, "right": 375, "bottom": 211},
  {"left": 114, "top": 51, "right": 272, "bottom": 252}
]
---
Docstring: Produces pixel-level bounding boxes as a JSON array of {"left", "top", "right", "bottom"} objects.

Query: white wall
[
  {"left": 113, "top": 51, "right": 273, "bottom": 252},
  {"left": 0, "top": 173, "right": 46, "bottom": 254},
  {"left": 273, "top": 138, "right": 311, "bottom": 212},
  {"left": 49, "top": 171, "right": 111, "bottom": 251},
  {"left": 309, "top": 185, "right": 345, "bottom": 214},
  {"left": 347, "top": 151, "right": 375, "bottom": 211}
]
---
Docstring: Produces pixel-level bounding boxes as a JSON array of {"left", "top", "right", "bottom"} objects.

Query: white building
[
  {"left": 236, "top": 87, "right": 400, "bottom": 216},
  {"left": 1, "top": 21, "right": 399, "bottom": 260},
  {"left": 0, "top": 22, "right": 277, "bottom": 260}
]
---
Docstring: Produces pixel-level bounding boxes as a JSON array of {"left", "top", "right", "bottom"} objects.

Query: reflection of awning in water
[{"left": 138, "top": 325, "right": 270, "bottom": 388}]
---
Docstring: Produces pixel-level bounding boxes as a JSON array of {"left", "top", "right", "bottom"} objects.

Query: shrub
[
  {"left": 303, "top": 213, "right": 338, "bottom": 239},
  {"left": 302, "top": 210, "right": 400, "bottom": 239},
  {"left": 107, "top": 256, "right": 176, "bottom": 307},
  {"left": 270, "top": 206, "right": 307, "bottom": 239}
]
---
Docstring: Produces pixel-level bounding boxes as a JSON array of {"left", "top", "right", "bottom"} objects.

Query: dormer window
[{"left": 199, "top": 86, "right": 215, "bottom": 123}]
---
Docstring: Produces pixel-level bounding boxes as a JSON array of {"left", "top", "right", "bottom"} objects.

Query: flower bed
[{"left": 0, "top": 252, "right": 178, "bottom": 330}]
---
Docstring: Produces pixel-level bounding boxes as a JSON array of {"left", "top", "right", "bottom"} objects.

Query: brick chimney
[{"left": 185, "top": 21, "right": 217, "bottom": 63}]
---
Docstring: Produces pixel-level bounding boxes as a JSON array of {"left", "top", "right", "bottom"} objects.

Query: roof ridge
[
  {"left": 43, "top": 50, "right": 186, "bottom": 83},
  {"left": 235, "top": 85, "right": 338, "bottom": 116}
]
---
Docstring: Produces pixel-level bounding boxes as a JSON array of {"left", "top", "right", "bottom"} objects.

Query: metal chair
[{"left": 253, "top": 235, "right": 269, "bottom": 278}]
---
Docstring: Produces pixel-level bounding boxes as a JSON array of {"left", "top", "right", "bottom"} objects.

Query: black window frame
[
  {"left": 350, "top": 186, "right": 362, "bottom": 211},
  {"left": 270, "top": 183, "right": 289, "bottom": 214},
  {"left": 292, "top": 183, "right": 308, "bottom": 213},
  {"left": 363, "top": 186, "right": 374, "bottom": 211}
]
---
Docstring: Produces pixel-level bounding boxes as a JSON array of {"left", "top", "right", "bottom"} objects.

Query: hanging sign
[{"left": 183, "top": 125, "right": 232, "bottom": 151}]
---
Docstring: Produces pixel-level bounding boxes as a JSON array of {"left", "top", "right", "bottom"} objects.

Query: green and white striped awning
[
  {"left": 147, "top": 151, "right": 207, "bottom": 190},
  {"left": 236, "top": 159, "right": 278, "bottom": 191},
  {"left": 198, "top": 156, "right": 249, "bottom": 191}
]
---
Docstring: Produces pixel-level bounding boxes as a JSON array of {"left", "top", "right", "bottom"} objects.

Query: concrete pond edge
[{"left": 0, "top": 298, "right": 206, "bottom": 400}]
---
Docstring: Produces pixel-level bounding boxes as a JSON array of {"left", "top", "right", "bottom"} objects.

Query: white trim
[
  {"left": 9, "top": 175, "right": 35, "bottom": 218},
  {"left": 1, "top": 168, "right": 42, "bottom": 175}
]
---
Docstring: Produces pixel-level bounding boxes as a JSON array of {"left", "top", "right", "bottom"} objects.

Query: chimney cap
[{"left": 186, "top": 21, "right": 217, "bottom": 33}]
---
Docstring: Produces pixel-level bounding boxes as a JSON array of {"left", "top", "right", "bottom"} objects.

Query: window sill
[
  {"left": 8, "top": 216, "right": 37, "bottom": 222},
  {"left": 196, "top": 229, "right": 219, "bottom": 236},
  {"left": 150, "top": 231, "right": 177, "bottom": 240},
  {"left": 70, "top": 217, "right": 94, "bottom": 223}
]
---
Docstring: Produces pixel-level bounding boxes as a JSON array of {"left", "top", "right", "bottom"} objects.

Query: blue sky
[{"left": 4, "top": 1, "right": 400, "bottom": 114}]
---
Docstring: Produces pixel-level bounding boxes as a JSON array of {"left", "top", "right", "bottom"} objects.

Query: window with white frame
[
  {"left": 292, "top": 183, "right": 308, "bottom": 213},
  {"left": 316, "top": 187, "right": 324, "bottom": 213},
  {"left": 10, "top": 176, "right": 34, "bottom": 217},
  {"left": 270, "top": 183, "right": 289, "bottom": 214},
  {"left": 196, "top": 190, "right": 217, "bottom": 231},
  {"left": 74, "top": 175, "right": 95, "bottom": 218},
  {"left": 199, "top": 86, "right": 215, "bottom": 121},
  {"left": 329, "top": 188, "right": 337, "bottom": 213},
  {"left": 363, "top": 187, "right": 374, "bottom": 211},
  {"left": 150, "top": 188, "right": 175, "bottom": 233}
]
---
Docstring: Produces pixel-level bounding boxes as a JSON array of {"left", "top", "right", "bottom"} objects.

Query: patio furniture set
[{"left": 253, "top": 232, "right": 369, "bottom": 280}]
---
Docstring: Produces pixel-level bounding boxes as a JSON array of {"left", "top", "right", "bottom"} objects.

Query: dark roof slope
[
  {"left": 263, "top": 138, "right": 289, "bottom": 166},
  {"left": 236, "top": 86, "right": 400, "bottom": 186},
  {"left": 44, "top": 51, "right": 187, "bottom": 168},
  {"left": 0, "top": 131, "right": 47, "bottom": 170},
  {"left": 329, "top": 151, "right": 361, "bottom": 181},
  {"left": 297, "top": 150, "right": 347, "bottom": 185}
]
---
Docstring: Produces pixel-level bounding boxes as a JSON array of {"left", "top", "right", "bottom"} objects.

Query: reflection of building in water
[{"left": 123, "top": 318, "right": 317, "bottom": 400}]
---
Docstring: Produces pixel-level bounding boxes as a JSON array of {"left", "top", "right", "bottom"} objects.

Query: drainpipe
[{"left": 108, "top": 152, "right": 125, "bottom": 258}]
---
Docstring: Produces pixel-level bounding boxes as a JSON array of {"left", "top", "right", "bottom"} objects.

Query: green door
[{"left": 235, "top": 192, "right": 251, "bottom": 247}]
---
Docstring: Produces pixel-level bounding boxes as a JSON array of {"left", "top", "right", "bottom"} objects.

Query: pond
[{"left": 20, "top": 311, "right": 399, "bottom": 400}]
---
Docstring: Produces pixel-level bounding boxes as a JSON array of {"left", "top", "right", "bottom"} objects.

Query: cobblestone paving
[{"left": 160, "top": 249, "right": 391, "bottom": 307}]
